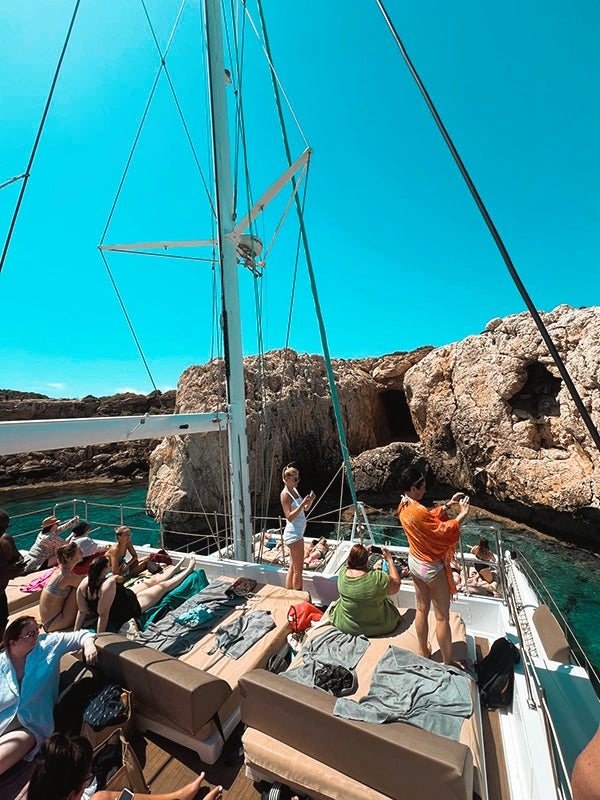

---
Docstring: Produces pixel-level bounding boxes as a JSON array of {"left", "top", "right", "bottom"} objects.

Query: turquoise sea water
[{"left": 2, "top": 482, "right": 599, "bottom": 673}]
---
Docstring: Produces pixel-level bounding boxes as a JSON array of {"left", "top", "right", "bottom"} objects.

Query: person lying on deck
[
  {"left": 106, "top": 525, "right": 149, "bottom": 582},
  {"left": 303, "top": 536, "right": 329, "bottom": 568},
  {"left": 74, "top": 555, "right": 195, "bottom": 634},
  {"left": 24, "top": 732, "right": 223, "bottom": 800},
  {"left": 66, "top": 521, "right": 108, "bottom": 561},
  {"left": 40, "top": 543, "right": 86, "bottom": 632},
  {"left": 328, "top": 543, "right": 401, "bottom": 636}
]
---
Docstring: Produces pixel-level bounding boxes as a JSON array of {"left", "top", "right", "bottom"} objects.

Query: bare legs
[
  {"left": 286, "top": 539, "right": 305, "bottom": 591},
  {"left": 92, "top": 771, "right": 223, "bottom": 800},
  {"left": 413, "top": 571, "right": 463, "bottom": 667},
  {"left": 0, "top": 729, "right": 36, "bottom": 776},
  {"left": 133, "top": 559, "right": 195, "bottom": 612},
  {"left": 412, "top": 575, "right": 433, "bottom": 659}
]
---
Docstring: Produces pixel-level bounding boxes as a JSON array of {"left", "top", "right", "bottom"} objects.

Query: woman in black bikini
[{"left": 74, "top": 555, "right": 194, "bottom": 634}]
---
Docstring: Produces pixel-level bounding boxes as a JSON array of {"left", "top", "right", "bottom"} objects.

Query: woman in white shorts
[{"left": 280, "top": 465, "right": 315, "bottom": 590}]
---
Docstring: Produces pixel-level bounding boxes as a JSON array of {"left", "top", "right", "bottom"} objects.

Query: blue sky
[{"left": 1, "top": 0, "right": 599, "bottom": 399}]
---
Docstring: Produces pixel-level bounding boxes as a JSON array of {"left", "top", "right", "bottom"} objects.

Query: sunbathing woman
[
  {"left": 0, "top": 616, "right": 96, "bottom": 777},
  {"left": 303, "top": 537, "right": 329, "bottom": 568},
  {"left": 106, "top": 525, "right": 149, "bottom": 583},
  {"left": 39, "top": 543, "right": 85, "bottom": 632},
  {"left": 74, "top": 555, "right": 194, "bottom": 634}
]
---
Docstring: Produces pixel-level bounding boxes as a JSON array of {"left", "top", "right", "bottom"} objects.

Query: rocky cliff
[
  {"left": 146, "top": 305, "right": 600, "bottom": 547},
  {"left": 403, "top": 304, "right": 600, "bottom": 544},
  {"left": 0, "top": 390, "right": 175, "bottom": 486},
  {"left": 146, "top": 348, "right": 431, "bottom": 528}
]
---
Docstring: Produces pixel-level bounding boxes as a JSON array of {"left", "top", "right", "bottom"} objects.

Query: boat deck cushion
[
  {"left": 532, "top": 604, "right": 570, "bottom": 664},
  {"left": 6, "top": 568, "right": 49, "bottom": 614},
  {"left": 241, "top": 609, "right": 483, "bottom": 800},
  {"left": 241, "top": 669, "right": 473, "bottom": 800},
  {"left": 179, "top": 581, "right": 309, "bottom": 689},
  {"left": 95, "top": 633, "right": 232, "bottom": 737}
]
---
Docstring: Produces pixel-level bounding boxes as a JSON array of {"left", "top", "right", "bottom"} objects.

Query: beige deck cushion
[
  {"left": 243, "top": 728, "right": 398, "bottom": 800},
  {"left": 533, "top": 604, "right": 571, "bottom": 663},
  {"left": 5, "top": 569, "right": 49, "bottom": 613},
  {"left": 95, "top": 633, "right": 232, "bottom": 737},
  {"left": 240, "top": 669, "right": 473, "bottom": 800},
  {"left": 242, "top": 609, "right": 483, "bottom": 800},
  {"left": 179, "top": 582, "right": 309, "bottom": 688}
]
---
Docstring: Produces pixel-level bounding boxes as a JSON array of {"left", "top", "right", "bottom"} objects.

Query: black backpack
[{"left": 475, "top": 637, "right": 520, "bottom": 709}]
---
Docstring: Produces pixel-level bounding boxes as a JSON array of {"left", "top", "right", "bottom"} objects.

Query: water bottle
[{"left": 382, "top": 559, "right": 389, "bottom": 574}]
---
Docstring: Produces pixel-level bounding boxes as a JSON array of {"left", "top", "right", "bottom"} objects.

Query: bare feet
[
  {"left": 418, "top": 643, "right": 433, "bottom": 659},
  {"left": 172, "top": 556, "right": 186, "bottom": 572},
  {"left": 165, "top": 772, "right": 220, "bottom": 800},
  {"left": 445, "top": 659, "right": 469, "bottom": 671}
]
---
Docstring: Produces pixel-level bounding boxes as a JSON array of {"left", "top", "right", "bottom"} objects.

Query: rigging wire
[
  {"left": 0, "top": 174, "right": 26, "bottom": 192},
  {"left": 99, "top": 0, "right": 211, "bottom": 247},
  {"left": 243, "top": 5, "right": 309, "bottom": 149},
  {"left": 255, "top": 0, "right": 362, "bottom": 519},
  {"left": 374, "top": 0, "right": 600, "bottom": 457},
  {"left": 0, "top": 0, "right": 82, "bottom": 276},
  {"left": 140, "top": 0, "right": 217, "bottom": 218},
  {"left": 99, "top": 250, "right": 160, "bottom": 393},
  {"left": 104, "top": 249, "right": 216, "bottom": 264}
]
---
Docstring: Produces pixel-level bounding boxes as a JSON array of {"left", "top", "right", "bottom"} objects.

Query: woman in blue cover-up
[{"left": 0, "top": 616, "right": 97, "bottom": 777}]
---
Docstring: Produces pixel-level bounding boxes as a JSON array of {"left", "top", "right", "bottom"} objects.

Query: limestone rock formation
[
  {"left": 0, "top": 390, "right": 175, "bottom": 487},
  {"left": 146, "top": 348, "right": 431, "bottom": 528},
  {"left": 403, "top": 305, "right": 600, "bottom": 544}
]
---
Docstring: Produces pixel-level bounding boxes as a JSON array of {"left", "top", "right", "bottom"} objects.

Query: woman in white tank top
[{"left": 280, "top": 465, "right": 315, "bottom": 590}]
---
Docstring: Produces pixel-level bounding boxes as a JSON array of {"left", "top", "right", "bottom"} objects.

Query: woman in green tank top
[{"left": 329, "top": 544, "right": 401, "bottom": 636}]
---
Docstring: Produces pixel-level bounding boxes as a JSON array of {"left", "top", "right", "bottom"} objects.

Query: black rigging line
[
  {"left": 0, "top": 0, "right": 82, "bottom": 276},
  {"left": 374, "top": 0, "right": 600, "bottom": 455},
  {"left": 99, "top": 250, "right": 160, "bottom": 394}
]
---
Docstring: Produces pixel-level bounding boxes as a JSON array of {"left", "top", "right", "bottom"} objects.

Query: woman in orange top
[{"left": 398, "top": 466, "right": 469, "bottom": 668}]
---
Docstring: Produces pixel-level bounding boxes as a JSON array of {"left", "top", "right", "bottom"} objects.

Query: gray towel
[
  {"left": 216, "top": 610, "right": 276, "bottom": 659},
  {"left": 284, "top": 627, "right": 370, "bottom": 689},
  {"left": 334, "top": 646, "right": 473, "bottom": 741},
  {"left": 138, "top": 579, "right": 244, "bottom": 656}
]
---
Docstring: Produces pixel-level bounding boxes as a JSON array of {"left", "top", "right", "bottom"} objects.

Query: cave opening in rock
[
  {"left": 380, "top": 390, "right": 419, "bottom": 444},
  {"left": 509, "top": 362, "right": 562, "bottom": 419}
]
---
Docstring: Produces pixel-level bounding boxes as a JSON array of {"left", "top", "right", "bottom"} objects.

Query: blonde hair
[
  {"left": 115, "top": 525, "right": 131, "bottom": 538},
  {"left": 56, "top": 542, "right": 79, "bottom": 567},
  {"left": 282, "top": 464, "right": 299, "bottom": 481}
]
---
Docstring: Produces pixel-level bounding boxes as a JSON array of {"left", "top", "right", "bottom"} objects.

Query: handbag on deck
[
  {"left": 81, "top": 684, "right": 135, "bottom": 747},
  {"left": 287, "top": 601, "right": 323, "bottom": 633},
  {"left": 91, "top": 728, "right": 149, "bottom": 794}
]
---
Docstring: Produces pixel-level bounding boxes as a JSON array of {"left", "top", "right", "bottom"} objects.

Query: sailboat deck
[{"left": 142, "top": 725, "right": 261, "bottom": 799}]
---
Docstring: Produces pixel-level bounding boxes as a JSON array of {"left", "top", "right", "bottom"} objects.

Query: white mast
[{"left": 204, "top": 0, "right": 252, "bottom": 562}]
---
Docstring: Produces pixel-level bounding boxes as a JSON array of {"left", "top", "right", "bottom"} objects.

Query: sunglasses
[{"left": 19, "top": 624, "right": 43, "bottom": 640}]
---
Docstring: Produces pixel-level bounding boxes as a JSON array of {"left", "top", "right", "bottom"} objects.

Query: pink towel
[{"left": 20, "top": 567, "right": 57, "bottom": 593}]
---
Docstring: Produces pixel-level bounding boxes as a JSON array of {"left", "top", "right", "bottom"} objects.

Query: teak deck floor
[
  {"left": 475, "top": 636, "right": 511, "bottom": 800},
  {"left": 140, "top": 724, "right": 262, "bottom": 800}
]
